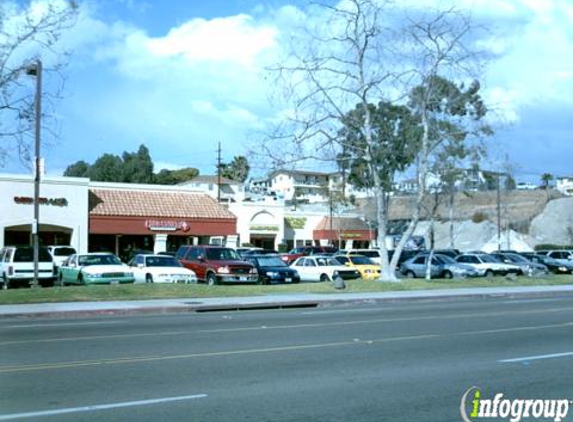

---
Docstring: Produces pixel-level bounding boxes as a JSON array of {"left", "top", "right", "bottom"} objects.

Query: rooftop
[{"left": 89, "top": 189, "right": 236, "bottom": 219}]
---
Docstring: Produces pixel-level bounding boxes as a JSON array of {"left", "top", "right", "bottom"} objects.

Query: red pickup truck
[
  {"left": 280, "top": 246, "right": 338, "bottom": 265},
  {"left": 176, "top": 245, "right": 258, "bottom": 285}
]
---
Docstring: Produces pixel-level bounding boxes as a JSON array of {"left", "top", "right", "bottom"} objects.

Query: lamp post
[{"left": 27, "top": 60, "right": 42, "bottom": 288}]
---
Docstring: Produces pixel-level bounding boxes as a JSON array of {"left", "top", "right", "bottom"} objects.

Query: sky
[{"left": 3, "top": 0, "right": 573, "bottom": 183}]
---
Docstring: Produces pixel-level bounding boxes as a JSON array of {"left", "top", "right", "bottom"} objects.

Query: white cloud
[{"left": 146, "top": 15, "right": 277, "bottom": 66}]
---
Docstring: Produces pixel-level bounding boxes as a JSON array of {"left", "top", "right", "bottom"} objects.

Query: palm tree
[{"left": 541, "top": 173, "right": 554, "bottom": 189}]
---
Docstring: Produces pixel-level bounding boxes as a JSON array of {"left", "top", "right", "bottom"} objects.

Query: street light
[{"left": 26, "top": 60, "right": 42, "bottom": 288}]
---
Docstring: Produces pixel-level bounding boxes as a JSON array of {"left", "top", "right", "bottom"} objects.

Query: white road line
[
  {"left": 3, "top": 321, "right": 122, "bottom": 329},
  {"left": 0, "top": 394, "right": 208, "bottom": 421},
  {"left": 503, "top": 298, "right": 570, "bottom": 304},
  {"left": 499, "top": 352, "right": 573, "bottom": 363}
]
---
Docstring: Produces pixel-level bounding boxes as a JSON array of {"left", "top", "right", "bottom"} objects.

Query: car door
[
  {"left": 130, "top": 255, "right": 145, "bottom": 283},
  {"left": 303, "top": 258, "right": 321, "bottom": 281},
  {"left": 60, "top": 254, "right": 78, "bottom": 284},
  {"left": 409, "top": 256, "right": 426, "bottom": 277}
]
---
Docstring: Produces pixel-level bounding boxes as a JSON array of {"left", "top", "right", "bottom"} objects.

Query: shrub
[{"left": 471, "top": 211, "right": 489, "bottom": 223}]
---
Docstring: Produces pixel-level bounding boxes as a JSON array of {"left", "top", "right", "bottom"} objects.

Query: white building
[
  {"left": 0, "top": 174, "right": 90, "bottom": 253},
  {"left": 556, "top": 177, "right": 573, "bottom": 196},
  {"left": 178, "top": 175, "right": 245, "bottom": 202}
]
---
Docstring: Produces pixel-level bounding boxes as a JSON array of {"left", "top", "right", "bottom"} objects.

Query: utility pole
[
  {"left": 27, "top": 60, "right": 42, "bottom": 288},
  {"left": 216, "top": 141, "right": 222, "bottom": 203},
  {"left": 496, "top": 172, "right": 501, "bottom": 253}
]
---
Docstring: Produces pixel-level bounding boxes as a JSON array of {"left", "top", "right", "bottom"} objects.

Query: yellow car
[{"left": 334, "top": 254, "right": 381, "bottom": 280}]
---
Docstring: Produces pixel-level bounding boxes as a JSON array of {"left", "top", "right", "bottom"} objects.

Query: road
[{"left": 1, "top": 295, "right": 573, "bottom": 421}]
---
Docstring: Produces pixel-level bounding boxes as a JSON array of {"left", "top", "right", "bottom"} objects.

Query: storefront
[
  {"left": 228, "top": 202, "right": 285, "bottom": 250},
  {"left": 313, "top": 217, "right": 374, "bottom": 249},
  {"left": 89, "top": 184, "right": 237, "bottom": 260},
  {"left": 0, "top": 174, "right": 89, "bottom": 252}
]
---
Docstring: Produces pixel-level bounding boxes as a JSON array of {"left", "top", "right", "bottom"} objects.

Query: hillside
[{"left": 357, "top": 189, "right": 572, "bottom": 250}]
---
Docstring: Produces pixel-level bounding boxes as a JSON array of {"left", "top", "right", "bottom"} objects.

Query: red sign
[{"left": 145, "top": 220, "right": 190, "bottom": 232}]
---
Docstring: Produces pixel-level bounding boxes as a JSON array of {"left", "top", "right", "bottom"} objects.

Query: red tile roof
[
  {"left": 315, "top": 217, "right": 368, "bottom": 231},
  {"left": 89, "top": 189, "right": 236, "bottom": 220}
]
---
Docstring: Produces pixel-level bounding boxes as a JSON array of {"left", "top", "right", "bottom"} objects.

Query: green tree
[
  {"left": 541, "top": 173, "right": 553, "bottom": 189},
  {"left": 88, "top": 154, "right": 123, "bottom": 182},
  {"left": 155, "top": 167, "right": 200, "bottom": 184},
  {"left": 122, "top": 144, "right": 154, "bottom": 183},
  {"left": 63, "top": 160, "right": 90, "bottom": 177},
  {"left": 220, "top": 155, "right": 250, "bottom": 182},
  {"left": 0, "top": 0, "right": 78, "bottom": 169},
  {"left": 339, "top": 101, "right": 421, "bottom": 192}
]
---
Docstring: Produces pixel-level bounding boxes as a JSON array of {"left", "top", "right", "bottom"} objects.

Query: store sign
[
  {"left": 249, "top": 224, "right": 279, "bottom": 232},
  {"left": 14, "top": 196, "right": 68, "bottom": 207},
  {"left": 145, "top": 220, "right": 190, "bottom": 232}
]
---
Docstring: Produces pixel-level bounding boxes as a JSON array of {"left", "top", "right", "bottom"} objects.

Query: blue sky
[{"left": 4, "top": 0, "right": 573, "bottom": 182}]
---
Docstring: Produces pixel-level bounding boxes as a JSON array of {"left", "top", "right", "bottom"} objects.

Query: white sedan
[
  {"left": 455, "top": 253, "right": 521, "bottom": 277},
  {"left": 129, "top": 254, "right": 197, "bottom": 284},
  {"left": 290, "top": 256, "right": 361, "bottom": 282}
]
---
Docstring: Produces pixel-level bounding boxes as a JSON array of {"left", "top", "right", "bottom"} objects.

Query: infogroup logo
[{"left": 460, "top": 387, "right": 571, "bottom": 422}]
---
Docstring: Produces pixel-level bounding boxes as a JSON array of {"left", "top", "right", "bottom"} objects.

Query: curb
[{"left": 1, "top": 286, "right": 573, "bottom": 319}]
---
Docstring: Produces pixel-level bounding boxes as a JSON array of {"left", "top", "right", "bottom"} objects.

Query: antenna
[{"left": 217, "top": 141, "right": 222, "bottom": 203}]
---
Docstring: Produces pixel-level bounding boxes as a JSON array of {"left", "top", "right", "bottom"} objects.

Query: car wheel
[
  {"left": 1, "top": 275, "right": 8, "bottom": 290},
  {"left": 320, "top": 273, "right": 330, "bottom": 282},
  {"left": 145, "top": 274, "right": 153, "bottom": 283},
  {"left": 485, "top": 269, "right": 494, "bottom": 277},
  {"left": 405, "top": 270, "right": 416, "bottom": 279},
  {"left": 206, "top": 272, "right": 218, "bottom": 286},
  {"left": 442, "top": 270, "right": 453, "bottom": 279}
]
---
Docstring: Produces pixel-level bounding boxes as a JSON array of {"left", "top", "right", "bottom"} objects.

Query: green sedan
[{"left": 58, "top": 253, "right": 135, "bottom": 286}]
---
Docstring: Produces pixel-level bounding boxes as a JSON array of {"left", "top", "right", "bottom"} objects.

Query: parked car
[
  {"left": 400, "top": 253, "right": 481, "bottom": 279},
  {"left": 333, "top": 254, "right": 381, "bottom": 280},
  {"left": 47, "top": 245, "right": 77, "bottom": 269},
  {"left": 0, "top": 246, "right": 56, "bottom": 289},
  {"left": 455, "top": 253, "right": 521, "bottom": 277},
  {"left": 58, "top": 253, "right": 135, "bottom": 285},
  {"left": 242, "top": 249, "right": 279, "bottom": 257},
  {"left": 243, "top": 255, "right": 301, "bottom": 285},
  {"left": 490, "top": 252, "right": 549, "bottom": 276},
  {"left": 528, "top": 254, "right": 573, "bottom": 274},
  {"left": 176, "top": 245, "right": 258, "bottom": 285},
  {"left": 128, "top": 254, "right": 197, "bottom": 284},
  {"left": 290, "top": 256, "right": 360, "bottom": 282},
  {"left": 535, "top": 250, "right": 573, "bottom": 265},
  {"left": 345, "top": 249, "right": 382, "bottom": 265},
  {"left": 280, "top": 246, "right": 338, "bottom": 265},
  {"left": 236, "top": 247, "right": 263, "bottom": 258}
]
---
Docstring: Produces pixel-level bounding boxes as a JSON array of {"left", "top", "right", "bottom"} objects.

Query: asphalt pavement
[{"left": 1, "top": 295, "right": 573, "bottom": 421}]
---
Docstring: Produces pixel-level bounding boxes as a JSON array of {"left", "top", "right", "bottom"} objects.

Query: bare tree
[
  {"left": 0, "top": 0, "right": 77, "bottom": 169},
  {"left": 260, "top": 0, "right": 490, "bottom": 281}
]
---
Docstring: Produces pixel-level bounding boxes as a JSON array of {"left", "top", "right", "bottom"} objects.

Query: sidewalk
[{"left": 2, "top": 285, "right": 573, "bottom": 318}]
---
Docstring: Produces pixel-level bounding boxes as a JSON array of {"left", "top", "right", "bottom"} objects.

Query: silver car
[{"left": 401, "top": 253, "right": 481, "bottom": 279}]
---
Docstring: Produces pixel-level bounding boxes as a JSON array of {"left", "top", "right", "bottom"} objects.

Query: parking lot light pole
[{"left": 27, "top": 60, "right": 42, "bottom": 288}]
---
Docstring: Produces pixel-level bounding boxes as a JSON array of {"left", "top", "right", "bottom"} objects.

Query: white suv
[
  {"left": 0, "top": 246, "right": 56, "bottom": 289},
  {"left": 47, "top": 245, "right": 77, "bottom": 269}
]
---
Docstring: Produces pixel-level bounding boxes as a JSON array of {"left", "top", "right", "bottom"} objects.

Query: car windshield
[
  {"left": 52, "top": 247, "right": 76, "bottom": 256},
  {"left": 78, "top": 254, "right": 122, "bottom": 266},
  {"left": 479, "top": 254, "right": 500, "bottom": 263},
  {"left": 434, "top": 254, "right": 456, "bottom": 264},
  {"left": 144, "top": 256, "right": 182, "bottom": 267},
  {"left": 316, "top": 257, "right": 341, "bottom": 266},
  {"left": 205, "top": 248, "right": 240, "bottom": 260},
  {"left": 505, "top": 253, "right": 528, "bottom": 263},
  {"left": 257, "top": 257, "right": 287, "bottom": 267},
  {"left": 354, "top": 250, "right": 379, "bottom": 258},
  {"left": 349, "top": 256, "right": 375, "bottom": 265}
]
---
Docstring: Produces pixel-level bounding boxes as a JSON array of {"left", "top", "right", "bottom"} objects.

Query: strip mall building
[{"left": 0, "top": 174, "right": 373, "bottom": 256}]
